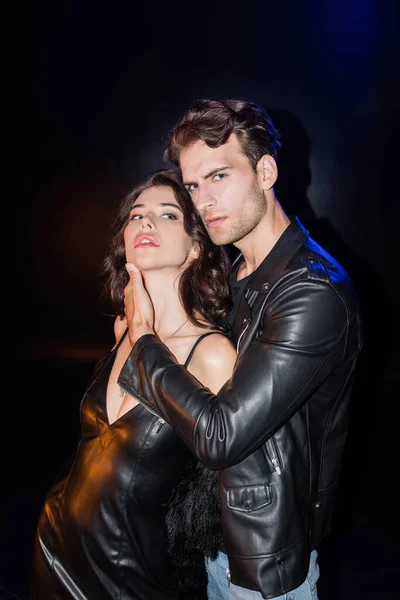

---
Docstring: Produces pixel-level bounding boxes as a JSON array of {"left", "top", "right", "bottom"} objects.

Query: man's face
[{"left": 180, "top": 133, "right": 267, "bottom": 246}]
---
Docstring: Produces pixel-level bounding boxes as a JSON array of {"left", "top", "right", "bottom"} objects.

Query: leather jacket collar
[{"left": 231, "top": 216, "right": 310, "bottom": 292}]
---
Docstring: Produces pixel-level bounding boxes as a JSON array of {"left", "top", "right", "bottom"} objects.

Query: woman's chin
[{"left": 126, "top": 256, "right": 157, "bottom": 270}]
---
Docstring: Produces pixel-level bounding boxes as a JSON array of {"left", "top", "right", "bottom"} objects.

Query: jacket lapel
[{"left": 231, "top": 217, "right": 310, "bottom": 354}]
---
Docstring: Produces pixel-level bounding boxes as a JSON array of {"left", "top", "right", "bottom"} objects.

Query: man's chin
[
  {"left": 204, "top": 224, "right": 228, "bottom": 245},
  {"left": 208, "top": 233, "right": 230, "bottom": 246}
]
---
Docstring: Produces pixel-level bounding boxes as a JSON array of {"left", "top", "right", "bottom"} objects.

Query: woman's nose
[{"left": 140, "top": 215, "right": 155, "bottom": 229}]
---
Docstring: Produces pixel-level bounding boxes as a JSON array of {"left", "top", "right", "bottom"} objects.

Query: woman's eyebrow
[
  {"left": 159, "top": 202, "right": 183, "bottom": 212},
  {"left": 131, "top": 202, "right": 182, "bottom": 212}
]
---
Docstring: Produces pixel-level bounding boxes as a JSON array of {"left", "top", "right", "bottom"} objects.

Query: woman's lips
[{"left": 134, "top": 234, "right": 159, "bottom": 247}]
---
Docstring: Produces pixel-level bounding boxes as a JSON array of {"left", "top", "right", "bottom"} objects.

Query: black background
[{"left": 3, "top": 1, "right": 399, "bottom": 599}]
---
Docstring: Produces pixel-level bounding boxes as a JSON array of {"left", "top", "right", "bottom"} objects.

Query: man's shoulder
[
  {"left": 295, "top": 236, "right": 354, "bottom": 290},
  {"left": 227, "top": 224, "right": 358, "bottom": 309},
  {"left": 275, "top": 238, "right": 360, "bottom": 317}
]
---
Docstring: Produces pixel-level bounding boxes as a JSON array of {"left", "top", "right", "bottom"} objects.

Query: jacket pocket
[{"left": 227, "top": 484, "right": 271, "bottom": 513}]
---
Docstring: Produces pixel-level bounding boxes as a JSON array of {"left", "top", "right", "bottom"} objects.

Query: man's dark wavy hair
[
  {"left": 102, "top": 168, "right": 232, "bottom": 328},
  {"left": 164, "top": 98, "right": 281, "bottom": 169}
]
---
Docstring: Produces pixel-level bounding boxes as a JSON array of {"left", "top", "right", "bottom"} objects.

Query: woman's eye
[
  {"left": 161, "top": 213, "right": 178, "bottom": 220},
  {"left": 129, "top": 214, "right": 142, "bottom": 220}
]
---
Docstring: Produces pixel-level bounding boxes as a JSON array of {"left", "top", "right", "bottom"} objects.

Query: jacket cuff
[{"left": 131, "top": 333, "right": 161, "bottom": 361}]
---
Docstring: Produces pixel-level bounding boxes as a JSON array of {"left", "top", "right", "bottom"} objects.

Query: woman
[{"left": 30, "top": 169, "right": 237, "bottom": 599}]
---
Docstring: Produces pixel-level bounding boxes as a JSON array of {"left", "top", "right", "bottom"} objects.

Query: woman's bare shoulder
[
  {"left": 187, "top": 332, "right": 237, "bottom": 394},
  {"left": 195, "top": 332, "right": 236, "bottom": 363}
]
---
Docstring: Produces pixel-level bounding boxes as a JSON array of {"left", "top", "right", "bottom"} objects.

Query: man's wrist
[{"left": 130, "top": 326, "right": 155, "bottom": 347}]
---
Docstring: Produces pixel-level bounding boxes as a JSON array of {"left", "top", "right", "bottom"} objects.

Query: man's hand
[{"left": 124, "top": 263, "right": 155, "bottom": 347}]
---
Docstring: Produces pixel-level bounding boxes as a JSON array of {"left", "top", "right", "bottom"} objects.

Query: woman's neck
[{"left": 142, "top": 269, "right": 190, "bottom": 338}]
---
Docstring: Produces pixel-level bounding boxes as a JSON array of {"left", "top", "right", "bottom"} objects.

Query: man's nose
[{"left": 193, "top": 186, "right": 217, "bottom": 213}]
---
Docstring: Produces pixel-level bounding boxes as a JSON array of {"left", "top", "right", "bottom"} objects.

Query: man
[{"left": 118, "top": 99, "right": 363, "bottom": 599}]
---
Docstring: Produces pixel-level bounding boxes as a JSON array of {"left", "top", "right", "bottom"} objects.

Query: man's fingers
[
  {"left": 125, "top": 262, "right": 146, "bottom": 304},
  {"left": 123, "top": 262, "right": 155, "bottom": 342},
  {"left": 125, "top": 262, "right": 137, "bottom": 276},
  {"left": 125, "top": 263, "right": 142, "bottom": 283}
]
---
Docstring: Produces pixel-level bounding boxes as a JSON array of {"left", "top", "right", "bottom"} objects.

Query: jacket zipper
[
  {"left": 266, "top": 438, "right": 282, "bottom": 475},
  {"left": 155, "top": 419, "right": 165, "bottom": 433},
  {"left": 118, "top": 383, "right": 166, "bottom": 431},
  {"left": 236, "top": 320, "right": 250, "bottom": 353}
]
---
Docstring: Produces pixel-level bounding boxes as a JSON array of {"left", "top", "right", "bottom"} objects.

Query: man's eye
[
  {"left": 214, "top": 173, "right": 225, "bottom": 181},
  {"left": 186, "top": 183, "right": 198, "bottom": 193}
]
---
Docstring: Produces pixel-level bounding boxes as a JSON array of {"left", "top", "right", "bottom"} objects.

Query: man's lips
[
  {"left": 134, "top": 234, "right": 160, "bottom": 247},
  {"left": 205, "top": 216, "right": 227, "bottom": 228}
]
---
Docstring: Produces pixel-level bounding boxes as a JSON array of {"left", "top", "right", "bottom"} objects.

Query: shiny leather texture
[
  {"left": 118, "top": 217, "right": 363, "bottom": 599},
  {"left": 31, "top": 337, "right": 193, "bottom": 599}
]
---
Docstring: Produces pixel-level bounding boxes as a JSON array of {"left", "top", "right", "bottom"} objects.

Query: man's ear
[{"left": 256, "top": 154, "right": 278, "bottom": 191}]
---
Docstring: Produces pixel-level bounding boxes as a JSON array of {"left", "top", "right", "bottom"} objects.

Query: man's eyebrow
[
  {"left": 131, "top": 202, "right": 182, "bottom": 212},
  {"left": 183, "top": 166, "right": 232, "bottom": 186},
  {"left": 205, "top": 166, "right": 232, "bottom": 179}
]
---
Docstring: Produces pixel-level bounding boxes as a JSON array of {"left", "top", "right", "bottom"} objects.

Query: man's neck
[{"left": 235, "top": 201, "right": 290, "bottom": 279}]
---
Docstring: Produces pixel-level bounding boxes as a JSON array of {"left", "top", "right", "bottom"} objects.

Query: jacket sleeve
[{"left": 118, "top": 278, "right": 356, "bottom": 469}]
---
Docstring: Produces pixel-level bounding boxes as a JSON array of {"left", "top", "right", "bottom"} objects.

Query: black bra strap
[
  {"left": 113, "top": 327, "right": 129, "bottom": 352},
  {"left": 184, "top": 331, "right": 223, "bottom": 368},
  {"left": 115, "top": 328, "right": 223, "bottom": 368}
]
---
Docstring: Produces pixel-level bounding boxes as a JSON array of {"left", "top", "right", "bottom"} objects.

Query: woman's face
[{"left": 124, "top": 185, "right": 196, "bottom": 273}]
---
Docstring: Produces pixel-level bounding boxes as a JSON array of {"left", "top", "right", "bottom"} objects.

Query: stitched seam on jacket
[
  {"left": 228, "top": 536, "right": 305, "bottom": 559},
  {"left": 118, "top": 417, "right": 158, "bottom": 597},
  {"left": 318, "top": 356, "right": 358, "bottom": 484},
  {"left": 250, "top": 317, "right": 348, "bottom": 454}
]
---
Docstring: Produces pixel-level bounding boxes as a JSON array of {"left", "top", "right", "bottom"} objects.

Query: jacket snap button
[
  {"left": 261, "top": 282, "right": 269, "bottom": 289},
  {"left": 242, "top": 317, "right": 248, "bottom": 324},
  {"left": 243, "top": 500, "right": 252, "bottom": 509},
  {"left": 315, "top": 502, "right": 321, "bottom": 509}
]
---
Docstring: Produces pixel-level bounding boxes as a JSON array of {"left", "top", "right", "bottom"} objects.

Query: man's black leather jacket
[{"left": 118, "top": 217, "right": 363, "bottom": 599}]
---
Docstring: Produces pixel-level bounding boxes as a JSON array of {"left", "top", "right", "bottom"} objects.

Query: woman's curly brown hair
[{"left": 102, "top": 169, "right": 232, "bottom": 329}]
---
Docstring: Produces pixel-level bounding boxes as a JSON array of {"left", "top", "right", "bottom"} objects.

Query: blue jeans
[{"left": 206, "top": 550, "right": 319, "bottom": 600}]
